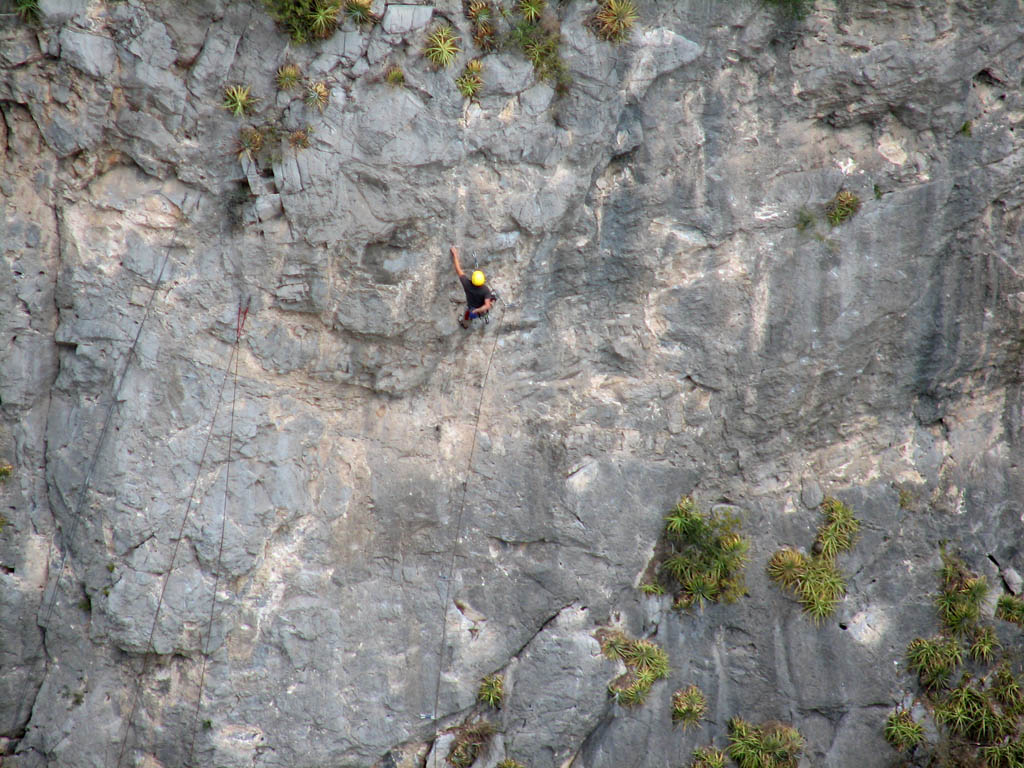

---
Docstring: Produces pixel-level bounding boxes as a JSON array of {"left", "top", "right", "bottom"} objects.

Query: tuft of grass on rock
[
  {"left": 496, "top": 760, "right": 526, "bottom": 768},
  {"left": 478, "top": 674, "right": 504, "bottom": 708},
  {"left": 884, "top": 708, "right": 924, "bottom": 752},
  {"left": 690, "top": 746, "right": 727, "bottom": 768},
  {"left": 307, "top": 0, "right": 340, "bottom": 38},
  {"left": 516, "top": 0, "right": 545, "bottom": 23},
  {"left": 305, "top": 80, "right": 330, "bottom": 111},
  {"left": 591, "top": 0, "right": 637, "bottom": 42},
  {"left": 968, "top": 625, "right": 1000, "bottom": 664},
  {"left": 935, "top": 548, "right": 988, "bottom": 637},
  {"left": 815, "top": 496, "right": 860, "bottom": 559},
  {"left": 992, "top": 663, "right": 1024, "bottom": 715},
  {"left": 767, "top": 548, "right": 806, "bottom": 590},
  {"left": 289, "top": 125, "right": 313, "bottom": 149},
  {"left": 768, "top": 497, "right": 857, "bottom": 624},
  {"left": 14, "top": 0, "right": 39, "bottom": 21},
  {"left": 899, "top": 546, "right": 1024, "bottom": 765},
  {"left": 455, "top": 59, "right": 484, "bottom": 99},
  {"left": 906, "top": 636, "right": 963, "bottom": 691},
  {"left": 385, "top": 65, "right": 405, "bottom": 87},
  {"left": 276, "top": 63, "right": 302, "bottom": 90},
  {"left": 825, "top": 189, "right": 861, "bottom": 226},
  {"left": 223, "top": 84, "right": 258, "bottom": 117},
  {"left": 508, "top": 18, "right": 569, "bottom": 90},
  {"left": 235, "top": 127, "right": 265, "bottom": 161},
  {"left": 344, "top": 0, "right": 378, "bottom": 26},
  {"left": 598, "top": 629, "right": 669, "bottom": 708},
  {"left": 672, "top": 684, "right": 707, "bottom": 728},
  {"left": 727, "top": 717, "right": 804, "bottom": 768},
  {"left": 424, "top": 24, "right": 460, "bottom": 69},
  {"left": 447, "top": 722, "right": 495, "bottom": 768},
  {"left": 996, "top": 594, "right": 1024, "bottom": 628},
  {"left": 264, "top": 0, "right": 345, "bottom": 43},
  {"left": 467, "top": 0, "right": 498, "bottom": 50},
  {"left": 797, "top": 555, "right": 846, "bottom": 625},
  {"left": 654, "top": 497, "right": 750, "bottom": 611},
  {"left": 0, "top": 463, "right": 12, "bottom": 483}
]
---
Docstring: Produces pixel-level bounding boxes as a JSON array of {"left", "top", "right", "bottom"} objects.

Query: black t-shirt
[{"left": 459, "top": 274, "right": 494, "bottom": 309}]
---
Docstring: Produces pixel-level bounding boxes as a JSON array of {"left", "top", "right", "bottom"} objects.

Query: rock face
[{"left": 1, "top": 0, "right": 1023, "bottom": 767}]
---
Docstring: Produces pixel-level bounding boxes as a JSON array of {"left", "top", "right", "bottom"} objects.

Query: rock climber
[{"left": 451, "top": 245, "right": 494, "bottom": 329}]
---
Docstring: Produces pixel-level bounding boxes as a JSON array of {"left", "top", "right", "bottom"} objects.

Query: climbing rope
[
  {"left": 41, "top": 249, "right": 171, "bottom": 631},
  {"left": 430, "top": 303, "right": 506, "bottom": 725},
  {"left": 113, "top": 298, "right": 248, "bottom": 768},
  {"left": 186, "top": 298, "right": 249, "bottom": 766}
]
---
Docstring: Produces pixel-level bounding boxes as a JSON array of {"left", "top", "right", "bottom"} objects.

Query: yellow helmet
[{"left": 471, "top": 270, "right": 485, "bottom": 286}]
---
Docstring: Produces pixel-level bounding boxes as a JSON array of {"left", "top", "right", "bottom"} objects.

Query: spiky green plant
[
  {"left": 516, "top": 0, "right": 545, "bottom": 22},
  {"left": 825, "top": 189, "right": 861, "bottom": 226},
  {"left": 276, "top": 63, "right": 302, "bottom": 90},
  {"left": 599, "top": 630, "right": 631, "bottom": 661},
  {"left": 797, "top": 556, "right": 846, "bottom": 624},
  {"left": 936, "top": 681, "right": 1002, "bottom": 741},
  {"left": 385, "top": 65, "right": 405, "bottom": 86},
  {"left": 671, "top": 685, "right": 706, "bottom": 728},
  {"left": 235, "top": 127, "right": 265, "bottom": 160},
  {"left": 656, "top": 497, "right": 750, "bottom": 611},
  {"left": 639, "top": 582, "right": 666, "bottom": 596},
  {"left": 934, "top": 551, "right": 988, "bottom": 636},
  {"left": 0, "top": 463, "right": 12, "bottom": 482},
  {"left": 478, "top": 674, "right": 504, "bottom": 708},
  {"left": 691, "top": 746, "right": 727, "bottom": 768},
  {"left": 472, "top": 20, "right": 498, "bottom": 51},
  {"left": 308, "top": 0, "right": 340, "bottom": 37},
  {"left": 992, "top": 664, "right": 1024, "bottom": 714},
  {"left": 592, "top": 0, "right": 637, "bottom": 42},
  {"left": 767, "top": 548, "right": 806, "bottom": 589},
  {"left": 289, "top": 125, "right": 313, "bottom": 148},
  {"left": 496, "top": 760, "right": 526, "bottom": 768},
  {"left": 305, "top": 80, "right": 330, "bottom": 111},
  {"left": 14, "top": 0, "right": 39, "bottom": 21},
  {"left": 608, "top": 674, "right": 648, "bottom": 707},
  {"left": 969, "top": 625, "right": 1000, "bottom": 663},
  {"left": 447, "top": 722, "right": 495, "bottom": 768},
  {"left": 996, "top": 594, "right": 1024, "bottom": 627},
  {"left": 507, "top": 19, "right": 569, "bottom": 89},
  {"left": 344, "top": 0, "right": 377, "bottom": 26},
  {"left": 467, "top": 0, "right": 492, "bottom": 23},
  {"left": 424, "top": 24, "right": 460, "bottom": 68},
  {"left": 906, "top": 636, "right": 962, "bottom": 690},
  {"left": 624, "top": 639, "right": 669, "bottom": 679},
  {"left": 816, "top": 496, "right": 860, "bottom": 559},
  {"left": 727, "top": 717, "right": 804, "bottom": 768},
  {"left": 223, "top": 84, "right": 258, "bottom": 117},
  {"left": 455, "top": 61, "right": 483, "bottom": 99},
  {"left": 599, "top": 630, "right": 669, "bottom": 708},
  {"left": 884, "top": 708, "right": 924, "bottom": 752}
]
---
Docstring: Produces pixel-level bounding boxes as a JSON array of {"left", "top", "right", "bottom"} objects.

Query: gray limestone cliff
[{"left": 1, "top": 0, "right": 1023, "bottom": 767}]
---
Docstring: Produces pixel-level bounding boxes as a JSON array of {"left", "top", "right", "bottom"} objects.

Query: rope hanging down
[
  {"left": 41, "top": 250, "right": 171, "bottom": 631},
  {"left": 113, "top": 298, "right": 250, "bottom": 768},
  {"left": 430, "top": 304, "right": 506, "bottom": 724},
  {"left": 187, "top": 297, "right": 249, "bottom": 766}
]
